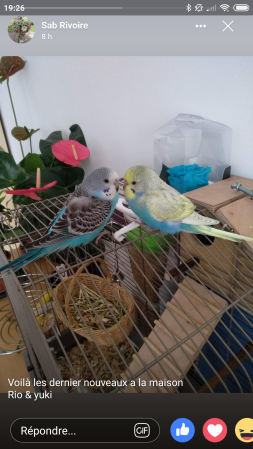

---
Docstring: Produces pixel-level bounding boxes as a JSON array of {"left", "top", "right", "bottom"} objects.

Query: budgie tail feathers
[
  {"left": 0, "top": 248, "right": 41, "bottom": 275},
  {"left": 180, "top": 224, "right": 253, "bottom": 243}
]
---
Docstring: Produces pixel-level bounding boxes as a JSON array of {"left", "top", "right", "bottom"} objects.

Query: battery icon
[{"left": 233, "top": 4, "right": 250, "bottom": 11}]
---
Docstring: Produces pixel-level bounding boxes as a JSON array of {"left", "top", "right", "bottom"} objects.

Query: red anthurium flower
[
  {"left": 52, "top": 140, "right": 90, "bottom": 166},
  {"left": 5, "top": 181, "right": 57, "bottom": 201}
]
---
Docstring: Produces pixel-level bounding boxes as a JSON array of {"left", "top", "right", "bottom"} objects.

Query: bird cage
[{"left": 0, "top": 189, "right": 253, "bottom": 394}]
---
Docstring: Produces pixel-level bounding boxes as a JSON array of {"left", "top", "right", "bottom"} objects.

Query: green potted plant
[{"left": 0, "top": 56, "right": 91, "bottom": 276}]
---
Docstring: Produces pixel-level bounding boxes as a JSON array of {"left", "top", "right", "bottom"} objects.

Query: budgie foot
[{"left": 95, "top": 230, "right": 111, "bottom": 245}]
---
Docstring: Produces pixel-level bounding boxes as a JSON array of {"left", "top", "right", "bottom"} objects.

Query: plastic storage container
[{"left": 154, "top": 113, "right": 232, "bottom": 183}]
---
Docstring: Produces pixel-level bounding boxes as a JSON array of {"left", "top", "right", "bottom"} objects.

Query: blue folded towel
[{"left": 167, "top": 164, "right": 211, "bottom": 193}]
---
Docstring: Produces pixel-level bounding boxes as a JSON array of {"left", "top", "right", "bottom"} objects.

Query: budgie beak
[
  {"left": 113, "top": 180, "right": 120, "bottom": 190},
  {"left": 123, "top": 180, "right": 128, "bottom": 190}
]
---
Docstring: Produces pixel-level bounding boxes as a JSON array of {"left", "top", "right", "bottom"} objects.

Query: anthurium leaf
[
  {"left": 53, "top": 159, "right": 71, "bottom": 167},
  {"left": 15, "top": 167, "right": 84, "bottom": 191},
  {"left": 39, "top": 148, "right": 54, "bottom": 168},
  {"left": 11, "top": 126, "right": 40, "bottom": 141},
  {"left": 39, "top": 185, "right": 69, "bottom": 200},
  {"left": 0, "top": 147, "right": 5, "bottom": 152},
  {"left": 18, "top": 158, "right": 32, "bottom": 174},
  {"left": 12, "top": 126, "right": 26, "bottom": 139},
  {"left": 12, "top": 194, "right": 34, "bottom": 206},
  {"left": 14, "top": 171, "right": 64, "bottom": 190},
  {"left": 2, "top": 227, "right": 24, "bottom": 239},
  {"left": 19, "top": 158, "right": 26, "bottom": 169},
  {"left": 29, "top": 129, "right": 40, "bottom": 138},
  {"left": 0, "top": 152, "right": 28, "bottom": 188},
  {"left": 40, "top": 130, "right": 63, "bottom": 147},
  {"left": 0, "top": 173, "right": 28, "bottom": 189},
  {"left": 69, "top": 124, "right": 87, "bottom": 147},
  {"left": 39, "top": 130, "right": 63, "bottom": 167},
  {"left": 0, "top": 152, "right": 19, "bottom": 179},
  {"left": 49, "top": 166, "right": 84, "bottom": 188},
  {"left": 0, "top": 56, "right": 26, "bottom": 82},
  {"left": 21, "top": 153, "right": 45, "bottom": 174}
]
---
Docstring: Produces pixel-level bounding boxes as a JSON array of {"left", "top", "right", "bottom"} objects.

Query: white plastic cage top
[{"left": 154, "top": 114, "right": 232, "bottom": 183}]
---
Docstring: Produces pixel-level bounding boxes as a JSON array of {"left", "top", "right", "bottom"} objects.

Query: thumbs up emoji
[
  {"left": 176, "top": 423, "right": 190, "bottom": 436},
  {"left": 171, "top": 418, "right": 195, "bottom": 442}
]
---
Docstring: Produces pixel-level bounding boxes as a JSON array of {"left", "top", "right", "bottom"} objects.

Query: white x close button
[{"left": 222, "top": 20, "right": 234, "bottom": 32}]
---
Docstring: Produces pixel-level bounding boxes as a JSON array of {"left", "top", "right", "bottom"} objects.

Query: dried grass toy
[
  {"left": 70, "top": 284, "right": 123, "bottom": 330},
  {"left": 55, "top": 258, "right": 135, "bottom": 347}
]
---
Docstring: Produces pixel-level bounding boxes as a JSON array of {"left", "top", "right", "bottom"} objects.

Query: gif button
[{"left": 134, "top": 423, "right": 150, "bottom": 438}]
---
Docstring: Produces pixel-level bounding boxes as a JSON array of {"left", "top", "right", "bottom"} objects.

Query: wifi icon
[{"left": 220, "top": 4, "right": 230, "bottom": 11}]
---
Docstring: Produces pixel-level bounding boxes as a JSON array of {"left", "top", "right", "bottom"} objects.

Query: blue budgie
[
  {"left": 0, "top": 167, "right": 119, "bottom": 274},
  {"left": 123, "top": 165, "right": 253, "bottom": 243}
]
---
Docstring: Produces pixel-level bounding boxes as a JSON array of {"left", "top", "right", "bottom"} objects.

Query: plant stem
[
  {"left": 29, "top": 136, "right": 32, "bottom": 153},
  {"left": 7, "top": 80, "right": 18, "bottom": 126},
  {"left": 6, "top": 79, "right": 25, "bottom": 159}
]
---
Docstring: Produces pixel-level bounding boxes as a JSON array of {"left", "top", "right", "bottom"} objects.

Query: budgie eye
[
  {"left": 104, "top": 179, "right": 109, "bottom": 183},
  {"left": 132, "top": 181, "right": 136, "bottom": 185}
]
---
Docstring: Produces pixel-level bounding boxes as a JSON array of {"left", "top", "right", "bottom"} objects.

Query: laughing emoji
[{"left": 235, "top": 419, "right": 253, "bottom": 443}]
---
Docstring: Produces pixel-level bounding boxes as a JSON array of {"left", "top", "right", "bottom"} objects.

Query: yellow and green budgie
[{"left": 123, "top": 165, "right": 253, "bottom": 243}]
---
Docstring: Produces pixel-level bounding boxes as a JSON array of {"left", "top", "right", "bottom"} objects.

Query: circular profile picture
[{"left": 8, "top": 16, "right": 35, "bottom": 44}]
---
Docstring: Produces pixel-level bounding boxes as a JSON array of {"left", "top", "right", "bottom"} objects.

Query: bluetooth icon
[{"left": 186, "top": 3, "right": 192, "bottom": 11}]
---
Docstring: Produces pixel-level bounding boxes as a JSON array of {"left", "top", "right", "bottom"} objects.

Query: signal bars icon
[{"left": 207, "top": 4, "right": 217, "bottom": 10}]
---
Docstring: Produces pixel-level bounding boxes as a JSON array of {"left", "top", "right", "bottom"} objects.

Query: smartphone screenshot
[{"left": 1, "top": 1, "right": 253, "bottom": 447}]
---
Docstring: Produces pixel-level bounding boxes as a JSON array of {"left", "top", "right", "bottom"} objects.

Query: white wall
[{"left": 1, "top": 56, "right": 253, "bottom": 178}]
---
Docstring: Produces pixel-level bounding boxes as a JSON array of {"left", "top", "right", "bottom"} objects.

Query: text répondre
[{"left": 42, "top": 22, "right": 88, "bottom": 29}]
